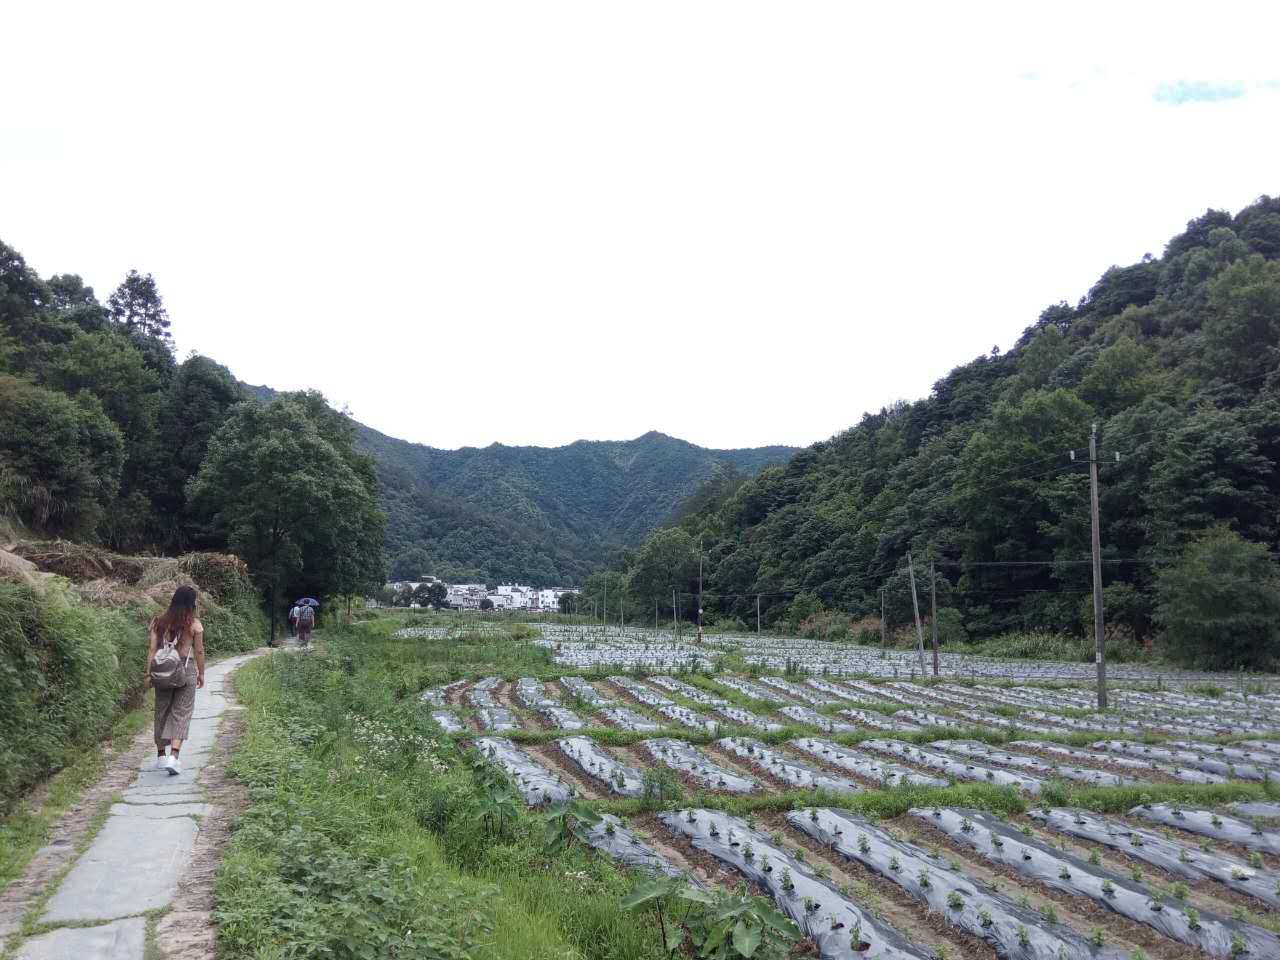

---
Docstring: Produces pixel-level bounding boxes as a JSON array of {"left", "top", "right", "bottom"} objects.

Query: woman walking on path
[{"left": 144, "top": 585, "right": 206, "bottom": 775}]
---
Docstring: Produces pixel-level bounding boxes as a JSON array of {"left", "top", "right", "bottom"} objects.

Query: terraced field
[{"left": 411, "top": 623, "right": 1280, "bottom": 960}]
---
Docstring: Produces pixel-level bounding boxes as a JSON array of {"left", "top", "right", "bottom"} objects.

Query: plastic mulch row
[
  {"left": 1127, "top": 803, "right": 1280, "bottom": 856},
  {"left": 557, "top": 736, "right": 646, "bottom": 797},
  {"left": 659, "top": 809, "right": 933, "bottom": 960},
  {"left": 913, "top": 807, "right": 1280, "bottom": 958},
  {"left": 716, "top": 736, "right": 862, "bottom": 794},
  {"left": 789, "top": 807, "right": 1129, "bottom": 960},
  {"left": 475, "top": 737, "right": 574, "bottom": 806},
  {"left": 1027, "top": 806, "right": 1280, "bottom": 909},
  {"left": 790, "top": 738, "right": 948, "bottom": 788},
  {"left": 640, "top": 738, "right": 759, "bottom": 793}
]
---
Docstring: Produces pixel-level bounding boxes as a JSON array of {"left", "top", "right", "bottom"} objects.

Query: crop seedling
[
  {"left": 1041, "top": 902, "right": 1058, "bottom": 923},
  {"left": 889, "top": 855, "right": 901, "bottom": 872},
  {"left": 978, "top": 906, "right": 992, "bottom": 927},
  {"left": 1090, "top": 927, "right": 1105, "bottom": 948},
  {"left": 947, "top": 891, "right": 963, "bottom": 910},
  {"left": 1089, "top": 849, "right": 1101, "bottom": 866},
  {"left": 1185, "top": 907, "right": 1200, "bottom": 930},
  {"left": 918, "top": 869, "right": 931, "bottom": 889},
  {"left": 1017, "top": 924, "right": 1030, "bottom": 948}
]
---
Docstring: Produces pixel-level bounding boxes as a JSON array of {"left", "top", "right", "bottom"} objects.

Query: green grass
[
  {"left": 1034, "top": 779, "right": 1279, "bottom": 814},
  {"left": 0, "top": 697, "right": 149, "bottom": 891},
  {"left": 215, "top": 626, "right": 667, "bottom": 960}
]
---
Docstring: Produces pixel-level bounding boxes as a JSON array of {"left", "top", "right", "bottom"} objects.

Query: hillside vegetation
[
  {"left": 352, "top": 424, "right": 794, "bottom": 584},
  {"left": 0, "top": 241, "right": 385, "bottom": 621},
  {"left": 590, "top": 197, "right": 1280, "bottom": 669}
]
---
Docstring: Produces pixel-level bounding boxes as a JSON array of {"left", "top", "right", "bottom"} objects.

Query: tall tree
[
  {"left": 107, "top": 270, "right": 171, "bottom": 340},
  {"left": 188, "top": 393, "right": 384, "bottom": 639}
]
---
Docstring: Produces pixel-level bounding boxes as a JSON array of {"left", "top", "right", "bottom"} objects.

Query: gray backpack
[{"left": 150, "top": 631, "right": 190, "bottom": 689}]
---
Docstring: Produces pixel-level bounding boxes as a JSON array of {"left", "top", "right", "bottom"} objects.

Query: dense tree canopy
[
  {"left": 0, "top": 239, "right": 385, "bottom": 632},
  {"left": 594, "top": 197, "right": 1280, "bottom": 668}
]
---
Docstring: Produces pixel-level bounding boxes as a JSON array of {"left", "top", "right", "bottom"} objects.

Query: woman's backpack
[{"left": 150, "top": 629, "right": 191, "bottom": 689}]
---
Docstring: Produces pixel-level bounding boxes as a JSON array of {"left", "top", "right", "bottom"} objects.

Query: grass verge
[{"left": 214, "top": 626, "right": 667, "bottom": 960}]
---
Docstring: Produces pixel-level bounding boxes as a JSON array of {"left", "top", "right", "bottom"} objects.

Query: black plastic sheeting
[
  {"left": 862, "top": 740, "right": 1043, "bottom": 793},
  {"left": 1027, "top": 807, "right": 1280, "bottom": 909},
  {"left": 430, "top": 710, "right": 465, "bottom": 733},
  {"left": 932, "top": 740, "right": 1130, "bottom": 787},
  {"left": 1092, "top": 740, "right": 1251, "bottom": 782},
  {"left": 641, "top": 738, "right": 759, "bottom": 793},
  {"left": 557, "top": 736, "right": 646, "bottom": 796},
  {"left": 913, "top": 807, "right": 1280, "bottom": 959},
  {"left": 586, "top": 814, "right": 692, "bottom": 881},
  {"left": 789, "top": 808, "right": 1128, "bottom": 960},
  {"left": 716, "top": 737, "right": 862, "bottom": 794},
  {"left": 838, "top": 709, "right": 922, "bottom": 733},
  {"left": 717, "top": 706, "right": 785, "bottom": 732},
  {"left": 1127, "top": 803, "right": 1280, "bottom": 855},
  {"left": 598, "top": 707, "right": 661, "bottom": 731},
  {"left": 779, "top": 706, "right": 860, "bottom": 734},
  {"left": 540, "top": 706, "right": 585, "bottom": 730},
  {"left": 790, "top": 738, "right": 948, "bottom": 787},
  {"left": 659, "top": 809, "right": 933, "bottom": 960},
  {"left": 475, "top": 737, "right": 575, "bottom": 806},
  {"left": 845, "top": 679, "right": 921, "bottom": 706}
]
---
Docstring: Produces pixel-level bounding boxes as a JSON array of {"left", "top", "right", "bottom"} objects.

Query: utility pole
[
  {"left": 756, "top": 594, "right": 761, "bottom": 634},
  {"left": 906, "top": 551, "right": 927, "bottom": 676},
  {"left": 697, "top": 538, "right": 704, "bottom": 644},
  {"left": 673, "top": 588, "right": 678, "bottom": 636},
  {"left": 1088, "top": 423, "right": 1107, "bottom": 709},
  {"left": 880, "top": 587, "right": 886, "bottom": 646},
  {"left": 929, "top": 558, "right": 939, "bottom": 677},
  {"left": 603, "top": 580, "right": 607, "bottom": 631}
]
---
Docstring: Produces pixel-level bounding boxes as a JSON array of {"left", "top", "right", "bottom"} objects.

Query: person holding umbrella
[
  {"left": 287, "top": 602, "right": 300, "bottom": 638},
  {"left": 295, "top": 598, "right": 319, "bottom": 646}
]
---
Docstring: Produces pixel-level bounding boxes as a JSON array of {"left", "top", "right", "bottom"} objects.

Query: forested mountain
[
  {"left": 0, "top": 242, "right": 386, "bottom": 620},
  {"left": 596, "top": 196, "right": 1280, "bottom": 661},
  {"left": 354, "top": 426, "right": 795, "bottom": 584},
  {"left": 242, "top": 383, "right": 795, "bottom": 584}
]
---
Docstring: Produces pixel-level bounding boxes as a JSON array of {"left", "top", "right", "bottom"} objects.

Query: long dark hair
[{"left": 154, "top": 585, "right": 197, "bottom": 643}]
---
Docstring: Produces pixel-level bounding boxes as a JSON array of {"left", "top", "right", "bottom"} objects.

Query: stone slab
[
  {"left": 120, "top": 787, "right": 204, "bottom": 804},
  {"left": 42, "top": 814, "right": 199, "bottom": 922},
  {"left": 109, "top": 802, "right": 211, "bottom": 819},
  {"left": 17, "top": 916, "right": 145, "bottom": 960}
]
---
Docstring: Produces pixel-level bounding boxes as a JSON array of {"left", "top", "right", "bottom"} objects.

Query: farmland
[{"left": 336, "top": 617, "right": 1280, "bottom": 960}]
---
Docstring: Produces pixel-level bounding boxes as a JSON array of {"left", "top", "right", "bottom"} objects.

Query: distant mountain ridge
[{"left": 242, "top": 384, "right": 796, "bottom": 582}]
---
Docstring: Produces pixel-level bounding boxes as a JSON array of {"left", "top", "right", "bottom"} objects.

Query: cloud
[{"left": 1154, "top": 79, "right": 1245, "bottom": 105}]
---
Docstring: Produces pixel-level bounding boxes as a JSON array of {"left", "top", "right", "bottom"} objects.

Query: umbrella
[{"left": 295, "top": 598, "right": 320, "bottom": 607}]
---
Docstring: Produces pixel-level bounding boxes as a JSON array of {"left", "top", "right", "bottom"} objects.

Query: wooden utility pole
[
  {"left": 906, "top": 551, "right": 927, "bottom": 676},
  {"left": 673, "top": 588, "right": 678, "bottom": 635},
  {"left": 603, "top": 580, "right": 608, "bottom": 630},
  {"left": 1089, "top": 423, "right": 1107, "bottom": 709},
  {"left": 756, "top": 594, "right": 761, "bottom": 634}
]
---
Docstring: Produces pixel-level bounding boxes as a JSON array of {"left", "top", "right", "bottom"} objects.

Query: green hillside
[
  {"left": 607, "top": 196, "right": 1280, "bottom": 663},
  {"left": 355, "top": 425, "right": 795, "bottom": 584},
  {"left": 243, "top": 383, "right": 794, "bottom": 583}
]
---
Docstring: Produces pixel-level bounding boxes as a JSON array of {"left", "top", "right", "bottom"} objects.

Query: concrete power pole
[
  {"left": 906, "top": 551, "right": 927, "bottom": 676},
  {"left": 697, "top": 538, "right": 704, "bottom": 644},
  {"left": 929, "top": 558, "right": 939, "bottom": 677},
  {"left": 880, "top": 587, "right": 886, "bottom": 646},
  {"left": 1089, "top": 423, "right": 1107, "bottom": 709},
  {"left": 756, "top": 594, "right": 761, "bottom": 634}
]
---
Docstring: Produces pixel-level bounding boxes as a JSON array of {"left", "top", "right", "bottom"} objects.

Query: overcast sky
[{"left": 3, "top": 2, "right": 1278, "bottom": 451}]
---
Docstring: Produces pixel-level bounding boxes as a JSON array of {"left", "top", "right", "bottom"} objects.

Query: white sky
[{"left": 3, "top": 2, "right": 1278, "bottom": 451}]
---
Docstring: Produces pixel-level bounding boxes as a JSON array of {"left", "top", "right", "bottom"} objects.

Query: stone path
[{"left": 12, "top": 650, "right": 267, "bottom": 960}]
